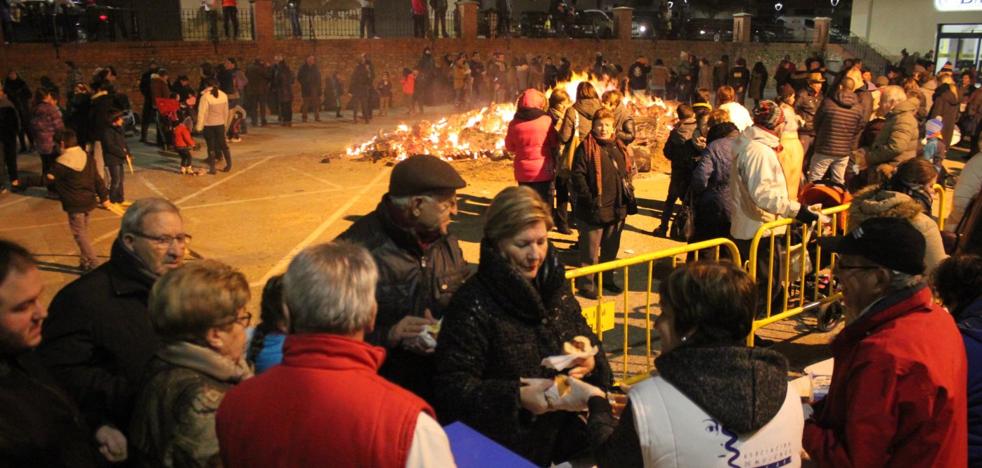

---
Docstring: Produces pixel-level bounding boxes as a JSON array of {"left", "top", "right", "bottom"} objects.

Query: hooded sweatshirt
[
  {"left": 505, "top": 89, "right": 558, "bottom": 183},
  {"left": 560, "top": 98, "right": 602, "bottom": 144},
  {"left": 847, "top": 187, "right": 947, "bottom": 273},
  {"left": 813, "top": 89, "right": 864, "bottom": 156},
  {"left": 50, "top": 146, "right": 109, "bottom": 213}
]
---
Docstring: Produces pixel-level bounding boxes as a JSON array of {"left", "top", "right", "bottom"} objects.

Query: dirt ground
[{"left": 5, "top": 103, "right": 960, "bottom": 380}]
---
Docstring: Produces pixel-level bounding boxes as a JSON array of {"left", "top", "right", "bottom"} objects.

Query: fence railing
[
  {"left": 273, "top": 8, "right": 457, "bottom": 39},
  {"left": 181, "top": 8, "right": 254, "bottom": 42}
]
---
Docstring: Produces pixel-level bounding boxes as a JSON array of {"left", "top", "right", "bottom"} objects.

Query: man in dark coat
[
  {"left": 336, "top": 155, "right": 470, "bottom": 403},
  {"left": 349, "top": 53, "right": 375, "bottom": 124},
  {"left": 244, "top": 58, "right": 271, "bottom": 126},
  {"left": 728, "top": 58, "right": 751, "bottom": 105},
  {"left": 712, "top": 54, "right": 730, "bottom": 90},
  {"left": 38, "top": 199, "right": 188, "bottom": 451},
  {"left": 297, "top": 55, "right": 322, "bottom": 123},
  {"left": 0, "top": 240, "right": 106, "bottom": 467},
  {"left": 0, "top": 86, "right": 20, "bottom": 192},
  {"left": 795, "top": 72, "right": 825, "bottom": 159},
  {"left": 138, "top": 61, "right": 158, "bottom": 144},
  {"left": 271, "top": 56, "right": 294, "bottom": 126},
  {"left": 808, "top": 77, "right": 866, "bottom": 185}
]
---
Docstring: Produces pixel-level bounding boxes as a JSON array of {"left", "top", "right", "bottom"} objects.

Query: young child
[
  {"left": 401, "top": 67, "right": 417, "bottom": 116},
  {"left": 173, "top": 114, "right": 199, "bottom": 175},
  {"left": 246, "top": 275, "right": 288, "bottom": 374},
  {"left": 46, "top": 129, "right": 110, "bottom": 271},
  {"left": 101, "top": 110, "right": 131, "bottom": 206},
  {"left": 377, "top": 72, "right": 392, "bottom": 117},
  {"left": 922, "top": 117, "right": 949, "bottom": 185}
]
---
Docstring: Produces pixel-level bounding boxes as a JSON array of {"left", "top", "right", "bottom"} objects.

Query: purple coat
[{"left": 30, "top": 102, "right": 65, "bottom": 155}]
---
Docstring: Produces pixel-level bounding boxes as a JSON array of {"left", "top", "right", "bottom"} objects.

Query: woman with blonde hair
[
  {"left": 435, "top": 185, "right": 612, "bottom": 466},
  {"left": 130, "top": 260, "right": 253, "bottom": 468},
  {"left": 716, "top": 85, "right": 753, "bottom": 131}
]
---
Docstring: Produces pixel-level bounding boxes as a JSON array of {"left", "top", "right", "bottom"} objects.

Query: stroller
[
  {"left": 226, "top": 105, "right": 247, "bottom": 141},
  {"left": 783, "top": 180, "right": 853, "bottom": 332},
  {"left": 113, "top": 94, "right": 140, "bottom": 137},
  {"left": 155, "top": 97, "right": 182, "bottom": 151}
]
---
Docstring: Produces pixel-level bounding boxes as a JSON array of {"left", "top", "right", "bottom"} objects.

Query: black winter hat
[
  {"left": 819, "top": 217, "right": 926, "bottom": 275},
  {"left": 389, "top": 155, "right": 466, "bottom": 197}
]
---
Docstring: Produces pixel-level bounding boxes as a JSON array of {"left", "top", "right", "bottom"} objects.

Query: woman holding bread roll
[
  {"left": 434, "top": 186, "right": 612, "bottom": 466},
  {"left": 584, "top": 262, "right": 804, "bottom": 467}
]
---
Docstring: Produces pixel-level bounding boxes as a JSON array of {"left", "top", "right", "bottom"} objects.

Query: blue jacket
[
  {"left": 958, "top": 297, "right": 982, "bottom": 466},
  {"left": 690, "top": 134, "right": 737, "bottom": 219}
]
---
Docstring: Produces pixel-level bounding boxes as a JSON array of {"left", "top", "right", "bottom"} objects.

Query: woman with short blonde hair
[
  {"left": 131, "top": 260, "right": 253, "bottom": 468},
  {"left": 484, "top": 185, "right": 554, "bottom": 243}
]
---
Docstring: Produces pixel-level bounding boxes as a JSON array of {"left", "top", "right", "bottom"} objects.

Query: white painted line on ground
[
  {"left": 249, "top": 167, "right": 390, "bottom": 287},
  {"left": 140, "top": 175, "right": 167, "bottom": 198},
  {"left": 0, "top": 196, "right": 31, "bottom": 210},
  {"left": 174, "top": 155, "right": 276, "bottom": 206},
  {"left": 0, "top": 214, "right": 118, "bottom": 232},
  {"left": 286, "top": 166, "right": 343, "bottom": 189}
]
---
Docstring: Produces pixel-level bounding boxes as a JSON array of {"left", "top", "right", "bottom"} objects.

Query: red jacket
[
  {"left": 216, "top": 334, "right": 434, "bottom": 468},
  {"left": 803, "top": 286, "right": 968, "bottom": 467},
  {"left": 505, "top": 89, "right": 558, "bottom": 183},
  {"left": 222, "top": 0, "right": 237, "bottom": 7},
  {"left": 172, "top": 124, "right": 194, "bottom": 149}
]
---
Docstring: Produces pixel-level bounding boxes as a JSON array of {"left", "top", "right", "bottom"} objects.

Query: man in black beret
[
  {"left": 336, "top": 155, "right": 470, "bottom": 404},
  {"left": 804, "top": 217, "right": 967, "bottom": 465}
]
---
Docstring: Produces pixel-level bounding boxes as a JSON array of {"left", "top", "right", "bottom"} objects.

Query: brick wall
[{"left": 0, "top": 38, "right": 823, "bottom": 110}]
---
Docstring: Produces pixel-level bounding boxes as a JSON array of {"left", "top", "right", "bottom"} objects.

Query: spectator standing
[
  {"left": 570, "top": 109, "right": 633, "bottom": 298},
  {"left": 38, "top": 199, "right": 188, "bottom": 460},
  {"left": 627, "top": 56, "right": 651, "bottom": 99},
  {"left": 506, "top": 89, "right": 559, "bottom": 208},
  {"left": 602, "top": 90, "right": 635, "bottom": 146},
  {"left": 866, "top": 85, "right": 919, "bottom": 183},
  {"left": 138, "top": 62, "right": 159, "bottom": 144},
  {"left": 411, "top": 0, "right": 428, "bottom": 38},
  {"left": 336, "top": 155, "right": 470, "bottom": 402},
  {"left": 434, "top": 186, "right": 612, "bottom": 465},
  {"left": 359, "top": 0, "right": 376, "bottom": 38},
  {"left": 244, "top": 58, "right": 270, "bottom": 127},
  {"left": 3, "top": 71, "right": 32, "bottom": 153},
  {"left": 222, "top": 0, "right": 239, "bottom": 40},
  {"left": 712, "top": 54, "right": 730, "bottom": 91},
  {"left": 101, "top": 111, "right": 130, "bottom": 205},
  {"left": 808, "top": 77, "right": 865, "bottom": 185},
  {"left": 45, "top": 130, "right": 109, "bottom": 272},
  {"left": 776, "top": 85, "right": 804, "bottom": 199},
  {"left": 202, "top": 0, "right": 220, "bottom": 41},
  {"left": 749, "top": 61, "right": 768, "bottom": 106},
  {"left": 946, "top": 154, "right": 982, "bottom": 234},
  {"left": 196, "top": 80, "right": 231, "bottom": 174},
  {"left": 717, "top": 85, "right": 753, "bottom": 131},
  {"left": 130, "top": 260, "right": 252, "bottom": 468},
  {"left": 246, "top": 275, "right": 287, "bottom": 374},
  {"left": 806, "top": 217, "right": 967, "bottom": 466},
  {"left": 217, "top": 242, "right": 456, "bottom": 468},
  {"left": 559, "top": 82, "right": 603, "bottom": 235},
  {"left": 150, "top": 69, "right": 172, "bottom": 146},
  {"left": 932, "top": 254, "right": 982, "bottom": 466},
  {"left": 496, "top": 0, "right": 512, "bottom": 37},
  {"left": 452, "top": 57, "right": 470, "bottom": 110},
  {"left": 272, "top": 56, "right": 294, "bottom": 126},
  {"left": 650, "top": 59, "right": 669, "bottom": 98},
  {"left": 689, "top": 114, "right": 740, "bottom": 244},
  {"left": 326, "top": 70, "right": 345, "bottom": 118},
  {"left": 728, "top": 58, "right": 750, "bottom": 105},
  {"left": 654, "top": 104, "right": 700, "bottom": 238},
  {"left": 350, "top": 54, "right": 375, "bottom": 124},
  {"left": 930, "top": 74, "right": 960, "bottom": 149},
  {"left": 0, "top": 86, "right": 19, "bottom": 192},
  {"left": 795, "top": 72, "right": 825, "bottom": 158},
  {"left": 172, "top": 115, "right": 198, "bottom": 175},
  {"left": 774, "top": 55, "right": 794, "bottom": 95},
  {"left": 696, "top": 58, "right": 713, "bottom": 94},
  {"left": 288, "top": 0, "right": 301, "bottom": 38},
  {"left": 29, "top": 88, "right": 64, "bottom": 180},
  {"left": 297, "top": 55, "right": 322, "bottom": 123},
  {"left": 431, "top": 0, "right": 447, "bottom": 38},
  {"left": 0, "top": 241, "right": 104, "bottom": 467},
  {"left": 377, "top": 71, "right": 392, "bottom": 117}
]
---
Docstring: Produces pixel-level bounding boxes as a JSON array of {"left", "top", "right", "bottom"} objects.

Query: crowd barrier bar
[
  {"left": 565, "top": 238, "right": 742, "bottom": 386},
  {"left": 933, "top": 183, "right": 947, "bottom": 231},
  {"left": 746, "top": 204, "right": 850, "bottom": 347}
]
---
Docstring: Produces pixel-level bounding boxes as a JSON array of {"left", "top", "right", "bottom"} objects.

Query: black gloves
[{"left": 794, "top": 206, "right": 819, "bottom": 224}]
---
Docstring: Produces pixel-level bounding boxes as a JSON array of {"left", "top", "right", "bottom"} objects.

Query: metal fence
[
  {"left": 181, "top": 8, "right": 254, "bottom": 42},
  {"left": 273, "top": 8, "right": 457, "bottom": 39}
]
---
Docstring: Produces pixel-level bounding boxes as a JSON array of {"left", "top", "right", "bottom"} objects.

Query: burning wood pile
[{"left": 344, "top": 74, "right": 678, "bottom": 173}]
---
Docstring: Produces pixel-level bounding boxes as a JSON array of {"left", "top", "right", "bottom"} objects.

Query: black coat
[
  {"left": 0, "top": 352, "right": 100, "bottom": 468},
  {"left": 571, "top": 136, "right": 629, "bottom": 226},
  {"left": 336, "top": 197, "right": 471, "bottom": 401},
  {"left": 349, "top": 61, "right": 375, "bottom": 97},
  {"left": 434, "top": 240, "right": 612, "bottom": 466},
  {"left": 297, "top": 63, "right": 322, "bottom": 98},
  {"left": 87, "top": 92, "right": 115, "bottom": 146},
  {"left": 272, "top": 62, "right": 294, "bottom": 102},
  {"left": 930, "top": 84, "right": 960, "bottom": 147},
  {"left": 244, "top": 61, "right": 271, "bottom": 98},
  {"left": 101, "top": 125, "right": 129, "bottom": 166},
  {"left": 0, "top": 98, "right": 18, "bottom": 143},
  {"left": 38, "top": 240, "right": 161, "bottom": 430},
  {"left": 813, "top": 89, "right": 865, "bottom": 156}
]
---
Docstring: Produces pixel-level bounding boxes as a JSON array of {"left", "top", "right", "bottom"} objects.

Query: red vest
[{"left": 217, "top": 334, "right": 435, "bottom": 468}]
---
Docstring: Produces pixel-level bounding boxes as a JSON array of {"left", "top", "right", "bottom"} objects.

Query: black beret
[
  {"left": 819, "top": 217, "right": 926, "bottom": 275},
  {"left": 389, "top": 155, "right": 466, "bottom": 197}
]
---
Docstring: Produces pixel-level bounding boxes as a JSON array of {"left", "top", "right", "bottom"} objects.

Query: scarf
[
  {"left": 157, "top": 341, "right": 253, "bottom": 383},
  {"left": 513, "top": 107, "right": 548, "bottom": 122},
  {"left": 582, "top": 133, "right": 631, "bottom": 199}
]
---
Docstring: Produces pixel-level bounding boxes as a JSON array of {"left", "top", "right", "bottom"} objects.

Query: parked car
[
  {"left": 571, "top": 9, "right": 613, "bottom": 39},
  {"left": 519, "top": 11, "right": 557, "bottom": 38}
]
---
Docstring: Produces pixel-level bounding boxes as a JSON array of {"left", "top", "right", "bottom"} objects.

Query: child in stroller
[
  {"left": 113, "top": 94, "right": 139, "bottom": 138},
  {"left": 227, "top": 105, "right": 247, "bottom": 143}
]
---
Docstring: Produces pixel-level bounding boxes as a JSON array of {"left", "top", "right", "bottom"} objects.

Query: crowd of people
[{"left": 4, "top": 44, "right": 982, "bottom": 467}]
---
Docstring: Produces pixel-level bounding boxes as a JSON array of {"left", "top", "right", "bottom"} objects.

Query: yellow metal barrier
[
  {"left": 746, "top": 204, "right": 850, "bottom": 346},
  {"left": 933, "top": 183, "right": 947, "bottom": 230},
  {"left": 565, "top": 238, "right": 742, "bottom": 385}
]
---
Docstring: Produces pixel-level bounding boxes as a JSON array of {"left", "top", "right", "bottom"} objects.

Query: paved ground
[{"left": 3, "top": 103, "right": 962, "bottom": 381}]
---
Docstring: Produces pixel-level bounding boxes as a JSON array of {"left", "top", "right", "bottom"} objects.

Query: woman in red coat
[{"left": 505, "top": 88, "right": 559, "bottom": 211}]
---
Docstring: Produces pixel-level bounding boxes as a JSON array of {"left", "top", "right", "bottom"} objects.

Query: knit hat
[
  {"left": 389, "top": 155, "right": 466, "bottom": 197},
  {"left": 925, "top": 117, "right": 943, "bottom": 138},
  {"left": 752, "top": 100, "right": 785, "bottom": 130},
  {"left": 818, "top": 217, "right": 926, "bottom": 275}
]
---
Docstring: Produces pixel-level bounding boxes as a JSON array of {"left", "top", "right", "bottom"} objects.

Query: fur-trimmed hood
[{"left": 848, "top": 187, "right": 923, "bottom": 230}]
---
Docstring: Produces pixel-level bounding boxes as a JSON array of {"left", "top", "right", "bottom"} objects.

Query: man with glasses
[
  {"left": 38, "top": 198, "right": 189, "bottom": 460},
  {"left": 337, "top": 155, "right": 470, "bottom": 404},
  {"left": 804, "top": 217, "right": 967, "bottom": 466}
]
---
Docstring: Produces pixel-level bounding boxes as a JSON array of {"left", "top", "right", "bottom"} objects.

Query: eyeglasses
[
  {"left": 222, "top": 313, "right": 251, "bottom": 328},
  {"left": 131, "top": 231, "right": 193, "bottom": 247}
]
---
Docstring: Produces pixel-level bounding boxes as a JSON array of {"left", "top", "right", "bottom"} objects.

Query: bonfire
[{"left": 344, "top": 72, "right": 678, "bottom": 172}]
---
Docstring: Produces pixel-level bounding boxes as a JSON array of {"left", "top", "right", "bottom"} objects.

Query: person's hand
[
  {"left": 552, "top": 376, "right": 605, "bottom": 412},
  {"left": 608, "top": 393, "right": 629, "bottom": 419},
  {"left": 95, "top": 425, "right": 127, "bottom": 463},
  {"left": 568, "top": 355, "right": 596, "bottom": 379},
  {"left": 45, "top": 173, "right": 55, "bottom": 181},
  {"left": 519, "top": 378, "right": 553, "bottom": 415},
  {"left": 386, "top": 310, "right": 437, "bottom": 348}
]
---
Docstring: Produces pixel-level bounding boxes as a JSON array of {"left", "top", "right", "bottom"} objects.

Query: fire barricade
[{"left": 564, "top": 238, "right": 742, "bottom": 386}]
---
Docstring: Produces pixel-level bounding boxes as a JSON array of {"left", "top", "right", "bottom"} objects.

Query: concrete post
[
  {"left": 613, "top": 7, "right": 633, "bottom": 40},
  {"left": 253, "top": 0, "right": 274, "bottom": 51},
  {"left": 812, "top": 16, "right": 831, "bottom": 48},
  {"left": 459, "top": 1, "right": 479, "bottom": 40},
  {"left": 733, "top": 12, "right": 751, "bottom": 43}
]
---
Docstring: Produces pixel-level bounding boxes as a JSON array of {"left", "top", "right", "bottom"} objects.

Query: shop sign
[{"left": 936, "top": 0, "right": 982, "bottom": 11}]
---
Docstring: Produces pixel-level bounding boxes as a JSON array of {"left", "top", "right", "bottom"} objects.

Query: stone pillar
[
  {"left": 733, "top": 13, "right": 751, "bottom": 43},
  {"left": 613, "top": 7, "right": 633, "bottom": 40},
  {"left": 253, "top": 0, "right": 274, "bottom": 51},
  {"left": 812, "top": 16, "right": 831, "bottom": 48},
  {"left": 459, "top": 1, "right": 479, "bottom": 40}
]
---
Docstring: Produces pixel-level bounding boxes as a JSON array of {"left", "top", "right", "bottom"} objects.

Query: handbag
[
  {"left": 670, "top": 204, "right": 691, "bottom": 241},
  {"left": 556, "top": 111, "right": 579, "bottom": 179},
  {"left": 610, "top": 146, "right": 638, "bottom": 215}
]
